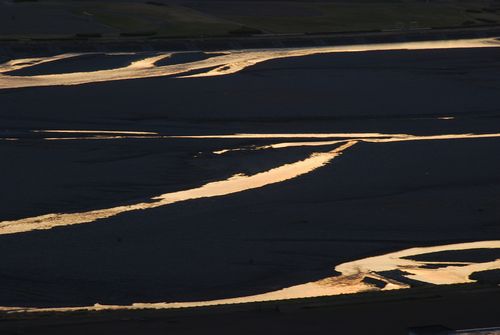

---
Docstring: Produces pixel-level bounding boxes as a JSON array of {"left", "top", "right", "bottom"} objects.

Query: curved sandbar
[
  {"left": 0, "top": 38, "right": 498, "bottom": 89},
  {"left": 1, "top": 240, "right": 498, "bottom": 313}
]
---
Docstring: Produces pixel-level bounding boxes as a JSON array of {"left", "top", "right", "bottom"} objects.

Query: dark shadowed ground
[
  {"left": 1, "top": 284, "right": 500, "bottom": 335},
  {"left": 0, "top": 45, "right": 499, "bottom": 332}
]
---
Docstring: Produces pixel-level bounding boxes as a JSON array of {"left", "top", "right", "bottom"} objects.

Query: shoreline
[
  {"left": 1, "top": 283, "right": 499, "bottom": 334},
  {"left": 0, "top": 240, "right": 498, "bottom": 314},
  {"left": 1, "top": 25, "right": 499, "bottom": 59}
]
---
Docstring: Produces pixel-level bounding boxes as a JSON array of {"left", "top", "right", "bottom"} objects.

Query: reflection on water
[
  {"left": 1, "top": 240, "right": 498, "bottom": 313},
  {"left": 0, "top": 38, "right": 498, "bottom": 89},
  {"left": 0, "top": 141, "right": 357, "bottom": 235}
]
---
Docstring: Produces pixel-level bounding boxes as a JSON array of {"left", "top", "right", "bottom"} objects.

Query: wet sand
[{"left": 0, "top": 43, "right": 499, "bottom": 323}]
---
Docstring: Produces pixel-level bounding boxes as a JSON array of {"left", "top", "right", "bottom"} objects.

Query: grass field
[
  {"left": 1, "top": 1, "right": 500, "bottom": 40},
  {"left": 70, "top": 2, "right": 242, "bottom": 36},
  {"left": 208, "top": 2, "right": 500, "bottom": 33}
]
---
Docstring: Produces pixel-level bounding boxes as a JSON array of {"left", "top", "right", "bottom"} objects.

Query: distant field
[
  {"left": 71, "top": 2, "right": 241, "bottom": 37},
  {"left": 0, "top": 0, "right": 499, "bottom": 39},
  {"left": 187, "top": 1, "right": 500, "bottom": 33}
]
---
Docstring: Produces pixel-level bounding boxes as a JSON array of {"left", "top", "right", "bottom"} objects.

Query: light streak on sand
[
  {"left": 0, "top": 53, "right": 81, "bottom": 73},
  {"left": 172, "top": 133, "right": 408, "bottom": 139},
  {"left": 41, "top": 136, "right": 161, "bottom": 141},
  {"left": 174, "top": 132, "right": 500, "bottom": 141},
  {"left": 0, "top": 38, "right": 498, "bottom": 89},
  {"left": 0, "top": 129, "right": 162, "bottom": 141},
  {"left": 1, "top": 131, "right": 499, "bottom": 310},
  {"left": 3, "top": 131, "right": 500, "bottom": 143},
  {"left": 0, "top": 141, "right": 357, "bottom": 235},
  {"left": 211, "top": 132, "right": 500, "bottom": 154},
  {"left": 212, "top": 140, "right": 345, "bottom": 154},
  {"left": 40, "top": 136, "right": 163, "bottom": 141},
  {"left": 4, "top": 131, "right": 500, "bottom": 144},
  {"left": 0, "top": 131, "right": 408, "bottom": 142},
  {"left": 1, "top": 240, "right": 498, "bottom": 313},
  {"left": 1, "top": 129, "right": 499, "bottom": 232},
  {"left": 361, "top": 132, "right": 500, "bottom": 143},
  {"left": 35, "top": 129, "right": 160, "bottom": 141},
  {"left": 336, "top": 240, "right": 500, "bottom": 285},
  {"left": 1, "top": 131, "right": 500, "bottom": 235},
  {"left": 34, "top": 129, "right": 159, "bottom": 135},
  {"left": 175, "top": 38, "right": 500, "bottom": 79}
]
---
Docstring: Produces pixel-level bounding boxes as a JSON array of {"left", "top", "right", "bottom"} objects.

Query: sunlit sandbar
[
  {"left": 1, "top": 240, "right": 498, "bottom": 313},
  {"left": 2, "top": 131, "right": 500, "bottom": 234},
  {"left": 34, "top": 129, "right": 158, "bottom": 135},
  {"left": 210, "top": 132, "right": 500, "bottom": 154},
  {"left": 3, "top": 131, "right": 500, "bottom": 144},
  {"left": 0, "top": 141, "right": 357, "bottom": 235},
  {"left": 0, "top": 38, "right": 499, "bottom": 89}
]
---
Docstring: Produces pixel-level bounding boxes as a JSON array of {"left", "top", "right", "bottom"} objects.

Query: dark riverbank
[
  {"left": 1, "top": 284, "right": 499, "bottom": 335},
  {"left": 1, "top": 25, "right": 500, "bottom": 60}
]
